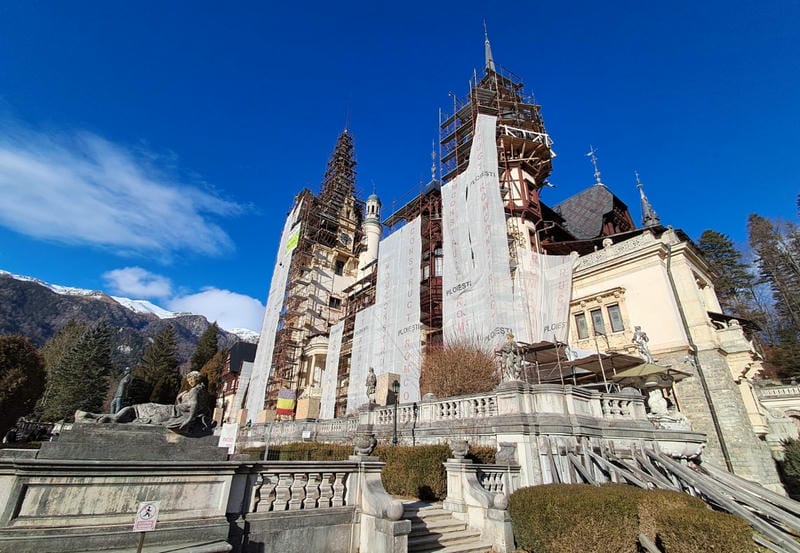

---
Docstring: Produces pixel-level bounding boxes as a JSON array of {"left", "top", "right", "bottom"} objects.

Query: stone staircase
[{"left": 403, "top": 501, "right": 493, "bottom": 553}]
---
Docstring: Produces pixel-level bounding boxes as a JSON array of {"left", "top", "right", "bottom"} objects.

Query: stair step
[
  {"left": 409, "top": 518, "right": 467, "bottom": 536},
  {"left": 409, "top": 539, "right": 493, "bottom": 553},
  {"left": 408, "top": 529, "right": 485, "bottom": 549},
  {"left": 402, "top": 500, "right": 492, "bottom": 553}
]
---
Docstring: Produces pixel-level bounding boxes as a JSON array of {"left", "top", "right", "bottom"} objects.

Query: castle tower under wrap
[{"left": 246, "top": 130, "right": 365, "bottom": 421}]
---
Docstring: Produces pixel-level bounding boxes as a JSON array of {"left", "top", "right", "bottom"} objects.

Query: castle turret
[{"left": 358, "top": 192, "right": 382, "bottom": 278}]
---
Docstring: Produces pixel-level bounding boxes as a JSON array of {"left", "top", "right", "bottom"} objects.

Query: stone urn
[
  {"left": 449, "top": 439, "right": 469, "bottom": 460},
  {"left": 353, "top": 433, "right": 377, "bottom": 456}
]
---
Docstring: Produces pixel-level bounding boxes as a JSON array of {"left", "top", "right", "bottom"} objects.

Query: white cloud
[
  {"left": 0, "top": 126, "right": 242, "bottom": 256},
  {"left": 103, "top": 266, "right": 173, "bottom": 299},
  {"left": 167, "top": 288, "right": 265, "bottom": 332}
]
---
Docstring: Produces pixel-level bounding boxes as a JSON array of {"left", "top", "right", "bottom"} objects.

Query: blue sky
[{"left": 0, "top": 1, "right": 797, "bottom": 331}]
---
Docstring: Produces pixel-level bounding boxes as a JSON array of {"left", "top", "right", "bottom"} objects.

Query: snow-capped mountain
[{"left": 0, "top": 269, "right": 258, "bottom": 344}]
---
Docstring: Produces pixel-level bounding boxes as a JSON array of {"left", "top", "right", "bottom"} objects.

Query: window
[
  {"left": 590, "top": 308, "right": 606, "bottom": 336},
  {"left": 575, "top": 313, "right": 589, "bottom": 339},
  {"left": 329, "top": 297, "right": 342, "bottom": 309},
  {"left": 422, "top": 264, "right": 430, "bottom": 280},
  {"left": 334, "top": 260, "right": 345, "bottom": 276},
  {"left": 607, "top": 304, "right": 624, "bottom": 332},
  {"left": 434, "top": 257, "right": 443, "bottom": 277}
]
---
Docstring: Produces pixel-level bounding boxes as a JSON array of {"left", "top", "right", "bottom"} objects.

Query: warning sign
[{"left": 133, "top": 500, "right": 160, "bottom": 532}]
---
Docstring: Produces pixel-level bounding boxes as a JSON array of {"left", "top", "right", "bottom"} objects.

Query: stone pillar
[
  {"left": 375, "top": 373, "right": 401, "bottom": 406},
  {"left": 349, "top": 455, "right": 410, "bottom": 553},
  {"left": 442, "top": 458, "right": 515, "bottom": 553}
]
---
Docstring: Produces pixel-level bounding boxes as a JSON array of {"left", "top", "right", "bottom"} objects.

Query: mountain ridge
[{"left": 0, "top": 271, "right": 257, "bottom": 370}]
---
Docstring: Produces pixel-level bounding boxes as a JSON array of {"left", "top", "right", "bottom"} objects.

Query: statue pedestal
[
  {"left": 38, "top": 423, "right": 228, "bottom": 461},
  {"left": 376, "top": 372, "right": 401, "bottom": 406},
  {"left": 296, "top": 397, "right": 320, "bottom": 420}
]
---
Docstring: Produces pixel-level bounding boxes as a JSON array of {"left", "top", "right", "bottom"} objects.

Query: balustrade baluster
[
  {"left": 319, "top": 472, "right": 334, "bottom": 508},
  {"left": 332, "top": 472, "right": 346, "bottom": 507},
  {"left": 274, "top": 473, "right": 293, "bottom": 510},
  {"left": 304, "top": 473, "right": 321, "bottom": 509},
  {"left": 289, "top": 473, "right": 307, "bottom": 510}
]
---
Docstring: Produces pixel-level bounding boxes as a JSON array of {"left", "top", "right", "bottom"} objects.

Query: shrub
[
  {"left": 510, "top": 484, "right": 639, "bottom": 553},
  {"left": 376, "top": 444, "right": 450, "bottom": 501},
  {"left": 509, "top": 484, "right": 753, "bottom": 553},
  {"left": 241, "top": 441, "right": 352, "bottom": 461},
  {"left": 467, "top": 445, "right": 496, "bottom": 464},
  {"left": 780, "top": 438, "right": 800, "bottom": 500},
  {"left": 655, "top": 507, "right": 751, "bottom": 553},
  {"left": 420, "top": 338, "right": 499, "bottom": 398}
]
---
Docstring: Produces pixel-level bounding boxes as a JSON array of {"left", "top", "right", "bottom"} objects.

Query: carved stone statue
[
  {"left": 499, "top": 333, "right": 523, "bottom": 382},
  {"left": 110, "top": 367, "right": 132, "bottom": 414},
  {"left": 632, "top": 326, "right": 653, "bottom": 363},
  {"left": 75, "top": 371, "right": 212, "bottom": 435},
  {"left": 366, "top": 367, "right": 377, "bottom": 403}
]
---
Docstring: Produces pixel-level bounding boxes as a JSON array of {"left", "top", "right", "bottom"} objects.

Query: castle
[{"left": 235, "top": 33, "right": 781, "bottom": 489}]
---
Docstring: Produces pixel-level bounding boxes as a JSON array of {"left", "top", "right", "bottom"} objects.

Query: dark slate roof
[{"left": 553, "top": 185, "right": 617, "bottom": 239}]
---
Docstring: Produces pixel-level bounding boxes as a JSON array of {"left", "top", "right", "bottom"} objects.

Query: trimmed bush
[
  {"left": 656, "top": 507, "right": 751, "bottom": 553},
  {"left": 510, "top": 484, "right": 638, "bottom": 553},
  {"left": 241, "top": 441, "right": 352, "bottom": 461},
  {"left": 467, "top": 445, "right": 496, "bottom": 464},
  {"left": 376, "top": 444, "right": 450, "bottom": 501},
  {"left": 509, "top": 484, "right": 753, "bottom": 553}
]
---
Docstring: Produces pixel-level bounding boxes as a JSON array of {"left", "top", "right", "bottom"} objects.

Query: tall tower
[
  {"left": 439, "top": 29, "right": 556, "bottom": 251},
  {"left": 265, "top": 129, "right": 364, "bottom": 415},
  {"left": 358, "top": 193, "right": 382, "bottom": 278}
]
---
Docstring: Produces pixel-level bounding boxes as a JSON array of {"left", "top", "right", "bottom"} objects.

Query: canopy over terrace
[
  {"left": 563, "top": 352, "right": 645, "bottom": 391},
  {"left": 511, "top": 340, "right": 590, "bottom": 385}
]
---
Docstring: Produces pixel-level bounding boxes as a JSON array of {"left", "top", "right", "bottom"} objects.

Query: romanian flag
[{"left": 276, "top": 388, "right": 296, "bottom": 416}]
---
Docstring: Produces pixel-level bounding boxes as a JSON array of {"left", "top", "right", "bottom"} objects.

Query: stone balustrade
[
  {"left": 251, "top": 463, "right": 351, "bottom": 512},
  {"left": 757, "top": 385, "right": 800, "bottom": 398},
  {"left": 361, "top": 384, "right": 646, "bottom": 430}
]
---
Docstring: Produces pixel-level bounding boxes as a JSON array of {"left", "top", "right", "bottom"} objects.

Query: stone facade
[{"left": 569, "top": 228, "right": 782, "bottom": 490}]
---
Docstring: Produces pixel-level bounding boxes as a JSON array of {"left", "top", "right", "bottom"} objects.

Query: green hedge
[
  {"left": 375, "top": 444, "right": 450, "bottom": 501},
  {"left": 467, "top": 445, "right": 496, "bottom": 464},
  {"left": 241, "top": 441, "right": 352, "bottom": 461},
  {"left": 509, "top": 484, "right": 752, "bottom": 553},
  {"left": 510, "top": 484, "right": 638, "bottom": 553}
]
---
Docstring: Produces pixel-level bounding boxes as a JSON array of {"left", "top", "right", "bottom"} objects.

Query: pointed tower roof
[
  {"left": 319, "top": 129, "right": 356, "bottom": 221},
  {"left": 483, "top": 21, "right": 496, "bottom": 72},
  {"left": 636, "top": 172, "right": 661, "bottom": 227}
]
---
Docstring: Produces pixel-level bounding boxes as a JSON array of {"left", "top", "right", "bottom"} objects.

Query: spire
[
  {"left": 586, "top": 145, "right": 604, "bottom": 186},
  {"left": 319, "top": 129, "right": 356, "bottom": 219},
  {"left": 483, "top": 21, "right": 496, "bottom": 72},
  {"left": 636, "top": 172, "right": 661, "bottom": 227}
]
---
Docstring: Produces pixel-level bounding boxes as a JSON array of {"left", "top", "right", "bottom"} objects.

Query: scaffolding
[{"left": 265, "top": 131, "right": 364, "bottom": 410}]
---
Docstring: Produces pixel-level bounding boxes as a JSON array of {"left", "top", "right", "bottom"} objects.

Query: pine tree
[
  {"left": 748, "top": 214, "right": 800, "bottom": 377},
  {"left": 748, "top": 215, "right": 800, "bottom": 331},
  {"left": 697, "top": 229, "right": 754, "bottom": 313},
  {"left": 191, "top": 323, "right": 219, "bottom": 373},
  {"left": 133, "top": 324, "right": 180, "bottom": 405},
  {"left": 0, "top": 335, "right": 46, "bottom": 435},
  {"left": 42, "top": 324, "right": 113, "bottom": 421},
  {"left": 35, "top": 320, "right": 87, "bottom": 418}
]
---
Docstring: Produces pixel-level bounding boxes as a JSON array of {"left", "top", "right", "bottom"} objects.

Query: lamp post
[{"left": 391, "top": 380, "right": 400, "bottom": 446}]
